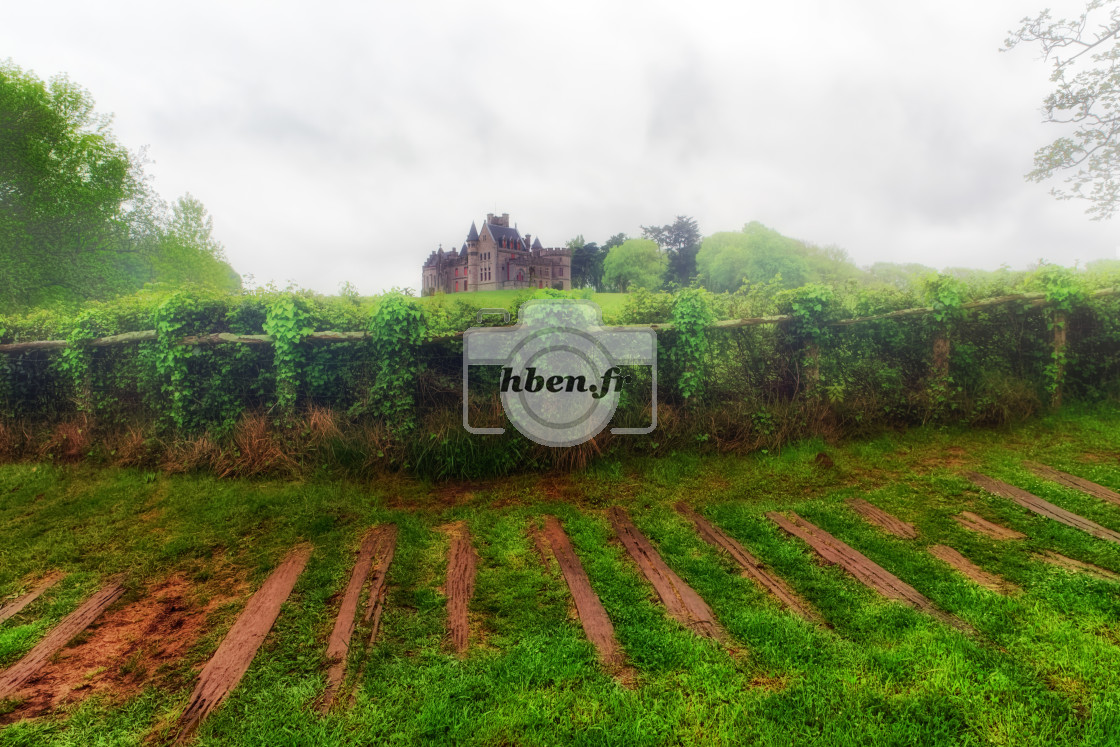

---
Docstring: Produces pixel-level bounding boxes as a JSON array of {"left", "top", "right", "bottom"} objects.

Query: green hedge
[{"left": 1, "top": 273, "right": 1117, "bottom": 461}]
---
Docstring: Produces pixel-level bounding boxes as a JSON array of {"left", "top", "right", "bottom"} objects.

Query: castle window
[{"left": 558, "top": 268, "right": 563, "bottom": 277}]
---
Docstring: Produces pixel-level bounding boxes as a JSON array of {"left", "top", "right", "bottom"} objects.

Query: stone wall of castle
[{"left": 422, "top": 214, "right": 571, "bottom": 294}]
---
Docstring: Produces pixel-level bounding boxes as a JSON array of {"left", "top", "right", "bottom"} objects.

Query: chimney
[{"left": 501, "top": 213, "right": 509, "bottom": 226}]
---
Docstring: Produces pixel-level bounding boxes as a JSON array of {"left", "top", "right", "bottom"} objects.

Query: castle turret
[{"left": 424, "top": 212, "right": 572, "bottom": 293}]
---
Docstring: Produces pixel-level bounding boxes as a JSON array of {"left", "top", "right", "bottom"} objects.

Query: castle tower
[
  {"left": 466, "top": 222, "right": 480, "bottom": 292},
  {"left": 423, "top": 213, "right": 572, "bottom": 294}
]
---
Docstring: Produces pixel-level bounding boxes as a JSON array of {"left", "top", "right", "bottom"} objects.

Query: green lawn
[
  {"left": 2, "top": 406, "right": 1120, "bottom": 745},
  {"left": 418, "top": 290, "right": 631, "bottom": 321}
]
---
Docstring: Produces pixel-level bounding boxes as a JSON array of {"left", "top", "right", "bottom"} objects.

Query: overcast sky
[{"left": 5, "top": 0, "right": 1118, "bottom": 294}]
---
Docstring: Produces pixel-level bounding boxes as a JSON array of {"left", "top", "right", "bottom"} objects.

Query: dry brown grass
[
  {"left": 0, "top": 419, "right": 19, "bottom": 460},
  {"left": 220, "top": 412, "right": 299, "bottom": 478},
  {"left": 110, "top": 424, "right": 161, "bottom": 467},
  {"left": 304, "top": 404, "right": 343, "bottom": 446},
  {"left": 164, "top": 434, "right": 222, "bottom": 474},
  {"left": 546, "top": 434, "right": 605, "bottom": 472},
  {"left": 37, "top": 416, "right": 91, "bottom": 462}
]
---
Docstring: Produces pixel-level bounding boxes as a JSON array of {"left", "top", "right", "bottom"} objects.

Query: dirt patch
[
  {"left": 0, "top": 575, "right": 215, "bottom": 723},
  {"left": 677, "top": 503, "right": 823, "bottom": 626},
  {"left": 1077, "top": 452, "right": 1117, "bottom": 465},
  {"left": 436, "top": 484, "right": 477, "bottom": 506},
  {"left": 953, "top": 512, "right": 1026, "bottom": 541},
  {"left": 928, "top": 545, "right": 1019, "bottom": 595},
  {"left": 748, "top": 673, "right": 790, "bottom": 691},
  {"left": 1092, "top": 623, "right": 1120, "bottom": 648},
  {"left": 1044, "top": 672, "right": 1090, "bottom": 720},
  {"left": 917, "top": 446, "right": 968, "bottom": 471},
  {"left": 608, "top": 507, "right": 728, "bottom": 642},
  {"left": 538, "top": 474, "right": 579, "bottom": 502},
  {"left": 846, "top": 499, "right": 918, "bottom": 539}
]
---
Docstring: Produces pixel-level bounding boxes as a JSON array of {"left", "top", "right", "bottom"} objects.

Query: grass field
[
  {"left": 2, "top": 405, "right": 1120, "bottom": 745},
  {"left": 418, "top": 290, "right": 631, "bottom": 320}
]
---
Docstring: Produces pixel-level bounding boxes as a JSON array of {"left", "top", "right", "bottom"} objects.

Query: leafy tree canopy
[
  {"left": 566, "top": 235, "right": 605, "bottom": 291},
  {"left": 642, "top": 215, "right": 700, "bottom": 287},
  {"left": 696, "top": 221, "right": 861, "bottom": 292},
  {"left": 1006, "top": 0, "right": 1120, "bottom": 219},
  {"left": 602, "top": 238, "right": 666, "bottom": 291},
  {"left": 0, "top": 60, "right": 238, "bottom": 312},
  {"left": 866, "top": 261, "right": 938, "bottom": 291},
  {"left": 148, "top": 194, "right": 241, "bottom": 291},
  {"left": 602, "top": 232, "right": 628, "bottom": 250}
]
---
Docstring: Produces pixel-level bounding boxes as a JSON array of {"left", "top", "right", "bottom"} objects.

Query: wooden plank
[
  {"left": 0, "top": 581, "right": 124, "bottom": 698},
  {"left": 446, "top": 528, "right": 477, "bottom": 655},
  {"left": 361, "top": 525, "right": 397, "bottom": 642},
  {"left": 607, "top": 507, "right": 727, "bottom": 641},
  {"left": 176, "top": 546, "right": 311, "bottom": 741},
  {"left": 1024, "top": 462, "right": 1120, "bottom": 507},
  {"left": 319, "top": 526, "right": 395, "bottom": 713},
  {"left": 1035, "top": 550, "right": 1120, "bottom": 582},
  {"left": 966, "top": 472, "right": 1120, "bottom": 545},
  {"left": 0, "top": 572, "right": 66, "bottom": 625},
  {"left": 675, "top": 503, "right": 822, "bottom": 625},
  {"left": 542, "top": 516, "right": 626, "bottom": 668},
  {"left": 526, "top": 524, "right": 553, "bottom": 571},
  {"left": 953, "top": 512, "right": 1026, "bottom": 540},
  {"left": 845, "top": 499, "right": 918, "bottom": 539},
  {"left": 765, "top": 511, "right": 972, "bottom": 634},
  {"left": 345, "top": 527, "right": 399, "bottom": 708},
  {"left": 928, "top": 545, "right": 1019, "bottom": 595}
]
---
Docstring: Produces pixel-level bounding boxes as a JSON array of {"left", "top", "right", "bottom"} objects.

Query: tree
[
  {"left": 602, "top": 238, "right": 666, "bottom": 291},
  {"left": 148, "top": 194, "right": 240, "bottom": 290},
  {"left": 641, "top": 215, "right": 700, "bottom": 286},
  {"left": 696, "top": 222, "right": 862, "bottom": 292},
  {"left": 0, "top": 61, "right": 149, "bottom": 309},
  {"left": 866, "top": 261, "right": 938, "bottom": 291},
  {"left": 566, "top": 234, "right": 605, "bottom": 290},
  {"left": 603, "top": 232, "right": 628, "bottom": 251},
  {"left": 0, "top": 61, "right": 238, "bottom": 310},
  {"left": 696, "top": 223, "right": 810, "bottom": 291},
  {"left": 1005, "top": 0, "right": 1120, "bottom": 219}
]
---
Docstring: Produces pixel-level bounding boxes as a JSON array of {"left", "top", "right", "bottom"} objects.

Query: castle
[{"left": 421, "top": 213, "right": 571, "bottom": 294}]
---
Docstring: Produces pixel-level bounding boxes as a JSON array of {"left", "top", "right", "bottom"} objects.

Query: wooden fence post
[
  {"left": 932, "top": 332, "right": 950, "bottom": 380},
  {"left": 805, "top": 343, "right": 820, "bottom": 396},
  {"left": 1051, "top": 311, "right": 1066, "bottom": 409}
]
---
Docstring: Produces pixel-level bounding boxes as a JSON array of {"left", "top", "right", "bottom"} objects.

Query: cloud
[{"left": 2, "top": 0, "right": 1115, "bottom": 295}]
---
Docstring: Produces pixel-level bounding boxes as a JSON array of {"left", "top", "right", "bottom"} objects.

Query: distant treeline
[{"left": 0, "top": 61, "right": 239, "bottom": 313}]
